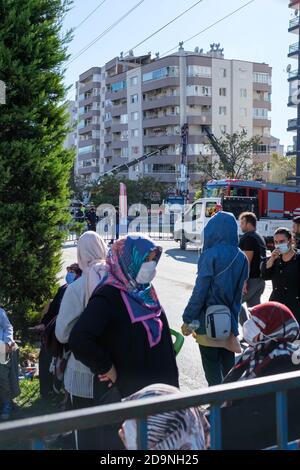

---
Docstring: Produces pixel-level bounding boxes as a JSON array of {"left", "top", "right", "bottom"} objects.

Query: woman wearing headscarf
[
  {"left": 220, "top": 302, "right": 300, "bottom": 449},
  {"left": 69, "top": 234, "right": 179, "bottom": 448},
  {"left": 55, "top": 231, "right": 108, "bottom": 449},
  {"left": 181, "top": 211, "right": 249, "bottom": 386},
  {"left": 119, "top": 384, "right": 210, "bottom": 450}
]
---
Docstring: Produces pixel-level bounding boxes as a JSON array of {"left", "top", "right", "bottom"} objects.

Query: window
[
  {"left": 240, "top": 88, "right": 247, "bottom": 98},
  {"left": 219, "top": 106, "right": 227, "bottom": 116},
  {"left": 121, "top": 148, "right": 129, "bottom": 157},
  {"left": 130, "top": 76, "right": 138, "bottom": 86},
  {"left": 219, "top": 88, "right": 226, "bottom": 97},
  {"left": 92, "top": 116, "right": 100, "bottom": 124},
  {"left": 132, "top": 146, "right": 139, "bottom": 155},
  {"left": 111, "top": 80, "right": 127, "bottom": 92},
  {"left": 142, "top": 66, "right": 179, "bottom": 82},
  {"left": 219, "top": 68, "right": 227, "bottom": 78},
  {"left": 187, "top": 65, "right": 212, "bottom": 78},
  {"left": 92, "top": 130, "right": 100, "bottom": 138},
  {"left": 78, "top": 145, "right": 93, "bottom": 155},
  {"left": 120, "top": 114, "right": 128, "bottom": 124},
  {"left": 120, "top": 130, "right": 128, "bottom": 141},
  {"left": 253, "top": 72, "right": 271, "bottom": 85},
  {"left": 131, "top": 94, "right": 138, "bottom": 104},
  {"left": 220, "top": 125, "right": 227, "bottom": 134},
  {"left": 93, "top": 74, "right": 101, "bottom": 82},
  {"left": 132, "top": 129, "right": 139, "bottom": 137},
  {"left": 131, "top": 111, "right": 139, "bottom": 121},
  {"left": 104, "top": 112, "right": 111, "bottom": 122},
  {"left": 253, "top": 108, "right": 269, "bottom": 119},
  {"left": 240, "top": 107, "right": 247, "bottom": 117}
]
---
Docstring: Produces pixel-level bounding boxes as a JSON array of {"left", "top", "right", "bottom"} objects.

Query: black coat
[
  {"left": 261, "top": 253, "right": 300, "bottom": 323},
  {"left": 69, "top": 285, "right": 179, "bottom": 398}
]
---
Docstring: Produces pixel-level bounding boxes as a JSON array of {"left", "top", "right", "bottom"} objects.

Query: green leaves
[{"left": 0, "top": 0, "right": 74, "bottom": 337}]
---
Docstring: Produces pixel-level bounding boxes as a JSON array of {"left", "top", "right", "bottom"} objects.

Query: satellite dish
[{"left": 287, "top": 64, "right": 292, "bottom": 72}]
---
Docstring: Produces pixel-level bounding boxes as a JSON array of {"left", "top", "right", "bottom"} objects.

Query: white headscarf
[{"left": 77, "top": 231, "right": 108, "bottom": 306}]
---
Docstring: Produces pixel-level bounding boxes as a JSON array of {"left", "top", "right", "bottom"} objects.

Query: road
[{"left": 61, "top": 239, "right": 272, "bottom": 392}]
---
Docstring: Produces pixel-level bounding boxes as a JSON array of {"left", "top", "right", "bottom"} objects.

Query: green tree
[
  {"left": 0, "top": 0, "right": 74, "bottom": 335},
  {"left": 202, "top": 130, "right": 263, "bottom": 180},
  {"left": 91, "top": 176, "right": 169, "bottom": 207},
  {"left": 268, "top": 153, "right": 296, "bottom": 184}
]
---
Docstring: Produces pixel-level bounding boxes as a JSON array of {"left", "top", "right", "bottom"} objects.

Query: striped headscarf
[
  {"left": 120, "top": 384, "right": 209, "bottom": 450},
  {"left": 94, "top": 234, "right": 163, "bottom": 348},
  {"left": 224, "top": 302, "right": 300, "bottom": 382}
]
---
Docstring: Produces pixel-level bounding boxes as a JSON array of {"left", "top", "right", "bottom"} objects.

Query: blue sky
[{"left": 63, "top": 0, "right": 294, "bottom": 148}]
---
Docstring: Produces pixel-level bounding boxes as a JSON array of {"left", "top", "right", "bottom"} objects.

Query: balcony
[
  {"left": 78, "top": 166, "right": 99, "bottom": 175},
  {"left": 288, "top": 42, "right": 299, "bottom": 59},
  {"left": 289, "top": 1, "right": 300, "bottom": 9},
  {"left": 288, "top": 69, "right": 299, "bottom": 81},
  {"left": 288, "top": 93, "right": 299, "bottom": 107},
  {"left": 143, "top": 115, "right": 179, "bottom": 128},
  {"left": 286, "top": 145, "right": 296, "bottom": 156},
  {"left": 289, "top": 16, "right": 300, "bottom": 33},
  {"left": 142, "top": 95, "right": 180, "bottom": 111},
  {"left": 187, "top": 113, "right": 212, "bottom": 126},
  {"left": 287, "top": 118, "right": 298, "bottom": 131}
]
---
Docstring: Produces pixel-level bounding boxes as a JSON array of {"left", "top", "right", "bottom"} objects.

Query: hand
[
  {"left": 98, "top": 365, "right": 117, "bottom": 388},
  {"left": 181, "top": 323, "right": 192, "bottom": 337},
  {"left": 5, "top": 342, "right": 14, "bottom": 353},
  {"left": 267, "top": 249, "right": 280, "bottom": 268}
]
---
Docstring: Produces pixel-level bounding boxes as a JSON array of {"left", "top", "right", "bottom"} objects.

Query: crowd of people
[{"left": 1, "top": 210, "right": 300, "bottom": 450}]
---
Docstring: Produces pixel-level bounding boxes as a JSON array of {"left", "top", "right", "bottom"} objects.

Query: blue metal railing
[{"left": 0, "top": 370, "right": 300, "bottom": 450}]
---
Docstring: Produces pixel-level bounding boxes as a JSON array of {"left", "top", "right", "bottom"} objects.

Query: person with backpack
[
  {"left": 0, "top": 308, "right": 18, "bottom": 420},
  {"left": 239, "top": 212, "right": 267, "bottom": 325},
  {"left": 261, "top": 227, "right": 300, "bottom": 323},
  {"left": 55, "top": 231, "right": 108, "bottom": 450},
  {"left": 181, "top": 211, "right": 249, "bottom": 386}
]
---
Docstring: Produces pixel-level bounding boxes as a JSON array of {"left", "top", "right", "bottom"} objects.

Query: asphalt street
[{"left": 60, "top": 239, "right": 272, "bottom": 391}]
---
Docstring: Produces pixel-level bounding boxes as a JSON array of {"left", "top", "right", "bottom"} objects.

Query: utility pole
[{"left": 176, "top": 123, "right": 189, "bottom": 203}]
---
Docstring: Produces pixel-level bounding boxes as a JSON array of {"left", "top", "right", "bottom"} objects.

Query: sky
[{"left": 63, "top": 0, "right": 295, "bottom": 148}]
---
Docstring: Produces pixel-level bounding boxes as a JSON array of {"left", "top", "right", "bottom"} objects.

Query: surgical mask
[
  {"left": 275, "top": 243, "right": 290, "bottom": 254},
  {"left": 242, "top": 318, "right": 261, "bottom": 345},
  {"left": 66, "top": 272, "right": 76, "bottom": 284},
  {"left": 136, "top": 261, "right": 157, "bottom": 284}
]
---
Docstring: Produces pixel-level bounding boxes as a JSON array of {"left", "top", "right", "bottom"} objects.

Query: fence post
[
  {"left": 137, "top": 419, "right": 148, "bottom": 450},
  {"left": 276, "top": 391, "right": 288, "bottom": 450},
  {"left": 210, "top": 404, "right": 222, "bottom": 450}
]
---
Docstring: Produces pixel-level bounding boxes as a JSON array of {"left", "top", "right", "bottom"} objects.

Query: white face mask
[
  {"left": 275, "top": 243, "right": 290, "bottom": 254},
  {"left": 242, "top": 318, "right": 261, "bottom": 345},
  {"left": 136, "top": 261, "right": 157, "bottom": 284}
]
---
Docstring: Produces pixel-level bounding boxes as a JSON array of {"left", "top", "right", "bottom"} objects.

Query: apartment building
[
  {"left": 287, "top": 1, "right": 300, "bottom": 177},
  {"left": 64, "top": 100, "right": 77, "bottom": 151},
  {"left": 75, "top": 45, "right": 272, "bottom": 186}
]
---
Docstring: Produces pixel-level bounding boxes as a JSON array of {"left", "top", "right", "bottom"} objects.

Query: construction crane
[
  {"left": 202, "top": 125, "right": 231, "bottom": 173},
  {"left": 176, "top": 123, "right": 189, "bottom": 204},
  {"left": 96, "top": 145, "right": 169, "bottom": 183}
]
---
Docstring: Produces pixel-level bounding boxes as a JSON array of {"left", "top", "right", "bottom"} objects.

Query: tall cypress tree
[{"left": 0, "top": 0, "right": 74, "bottom": 335}]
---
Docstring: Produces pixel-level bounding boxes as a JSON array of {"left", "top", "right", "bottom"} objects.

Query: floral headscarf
[{"left": 94, "top": 234, "right": 163, "bottom": 347}]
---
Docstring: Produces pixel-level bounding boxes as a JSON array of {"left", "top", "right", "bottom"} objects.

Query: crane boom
[
  {"left": 202, "top": 125, "right": 231, "bottom": 173},
  {"left": 96, "top": 145, "right": 169, "bottom": 184}
]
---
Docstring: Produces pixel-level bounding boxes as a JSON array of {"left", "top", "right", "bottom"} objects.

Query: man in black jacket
[
  {"left": 239, "top": 212, "right": 266, "bottom": 325},
  {"left": 293, "top": 215, "right": 300, "bottom": 251}
]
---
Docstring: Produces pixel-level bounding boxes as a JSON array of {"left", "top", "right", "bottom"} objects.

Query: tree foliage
[
  {"left": 268, "top": 153, "right": 296, "bottom": 184},
  {"left": 90, "top": 176, "right": 169, "bottom": 208},
  {"left": 0, "top": 0, "right": 74, "bottom": 335},
  {"left": 202, "top": 130, "right": 263, "bottom": 180}
]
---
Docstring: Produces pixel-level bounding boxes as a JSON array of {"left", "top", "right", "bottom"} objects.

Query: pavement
[{"left": 61, "top": 239, "right": 272, "bottom": 392}]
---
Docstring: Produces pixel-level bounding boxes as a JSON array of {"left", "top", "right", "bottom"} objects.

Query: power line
[
  {"left": 161, "top": 0, "right": 256, "bottom": 57},
  {"left": 124, "top": 0, "right": 204, "bottom": 56},
  {"left": 74, "top": 0, "right": 108, "bottom": 31},
  {"left": 67, "top": 0, "right": 146, "bottom": 66}
]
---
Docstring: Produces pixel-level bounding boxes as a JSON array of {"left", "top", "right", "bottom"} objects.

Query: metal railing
[
  {"left": 0, "top": 371, "right": 300, "bottom": 450},
  {"left": 289, "top": 16, "right": 300, "bottom": 29}
]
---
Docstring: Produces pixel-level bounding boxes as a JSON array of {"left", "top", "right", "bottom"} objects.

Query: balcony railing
[
  {"left": 289, "top": 43, "right": 299, "bottom": 54},
  {"left": 289, "top": 16, "right": 300, "bottom": 29},
  {"left": 288, "top": 70, "right": 299, "bottom": 79},
  {"left": 288, "top": 118, "right": 297, "bottom": 128}
]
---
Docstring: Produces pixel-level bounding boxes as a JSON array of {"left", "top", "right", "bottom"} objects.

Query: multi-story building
[
  {"left": 64, "top": 100, "right": 77, "bottom": 151},
  {"left": 75, "top": 45, "right": 272, "bottom": 187},
  {"left": 287, "top": 1, "right": 300, "bottom": 179}
]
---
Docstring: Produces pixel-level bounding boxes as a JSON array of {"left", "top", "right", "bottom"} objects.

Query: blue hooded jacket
[{"left": 182, "top": 211, "right": 249, "bottom": 336}]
